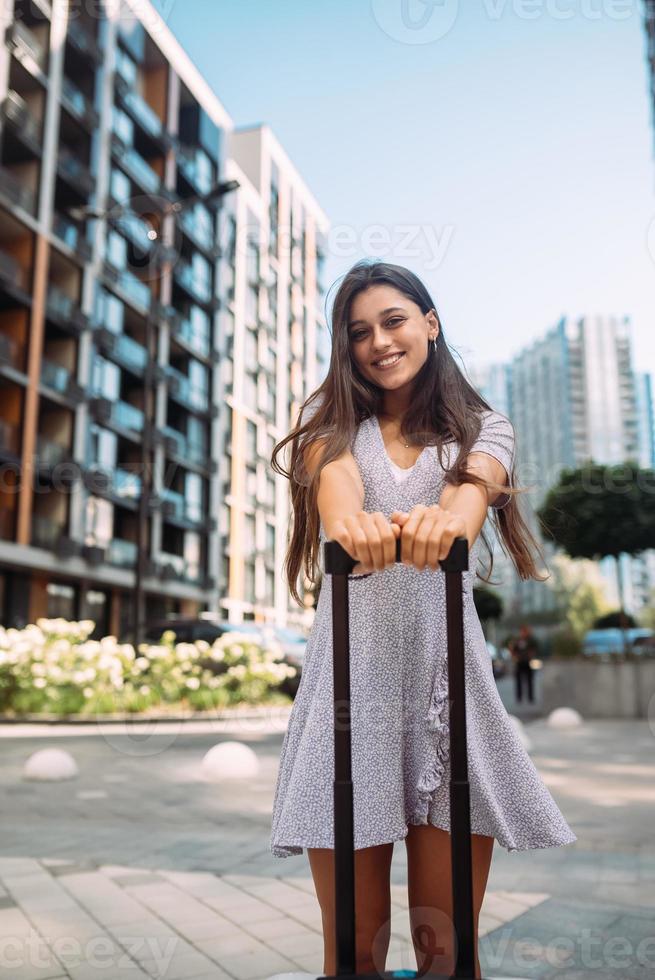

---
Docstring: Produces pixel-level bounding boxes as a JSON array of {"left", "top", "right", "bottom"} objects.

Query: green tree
[{"left": 537, "top": 461, "right": 655, "bottom": 653}]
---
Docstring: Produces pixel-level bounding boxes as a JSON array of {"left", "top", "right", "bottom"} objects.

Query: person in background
[{"left": 510, "top": 624, "right": 538, "bottom": 704}]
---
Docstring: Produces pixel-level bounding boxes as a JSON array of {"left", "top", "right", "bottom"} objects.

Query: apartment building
[
  {"left": 509, "top": 315, "right": 654, "bottom": 615},
  {"left": 0, "top": 0, "right": 329, "bottom": 637},
  {"left": 224, "top": 125, "right": 329, "bottom": 627}
]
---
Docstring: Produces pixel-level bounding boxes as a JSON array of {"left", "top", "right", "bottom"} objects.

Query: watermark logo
[{"left": 371, "top": 0, "right": 460, "bottom": 44}]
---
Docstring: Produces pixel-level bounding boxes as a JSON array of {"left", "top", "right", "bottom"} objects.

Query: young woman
[{"left": 269, "top": 259, "right": 577, "bottom": 977}]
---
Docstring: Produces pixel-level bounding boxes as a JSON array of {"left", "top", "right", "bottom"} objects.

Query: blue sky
[{"left": 164, "top": 0, "right": 655, "bottom": 375}]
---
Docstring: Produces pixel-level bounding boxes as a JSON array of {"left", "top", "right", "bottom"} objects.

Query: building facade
[
  {"left": 0, "top": 0, "right": 329, "bottom": 636},
  {"left": 509, "top": 315, "right": 653, "bottom": 615}
]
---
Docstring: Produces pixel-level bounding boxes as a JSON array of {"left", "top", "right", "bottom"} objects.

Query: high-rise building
[
  {"left": 509, "top": 315, "right": 652, "bottom": 614},
  {"left": 0, "top": 0, "right": 329, "bottom": 636}
]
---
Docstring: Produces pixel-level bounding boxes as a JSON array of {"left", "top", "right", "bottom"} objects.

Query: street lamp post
[{"left": 67, "top": 176, "right": 240, "bottom": 647}]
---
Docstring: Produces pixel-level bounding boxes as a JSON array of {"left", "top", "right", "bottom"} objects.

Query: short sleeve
[{"left": 468, "top": 410, "right": 515, "bottom": 510}]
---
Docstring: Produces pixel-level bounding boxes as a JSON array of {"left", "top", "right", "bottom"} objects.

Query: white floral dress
[{"left": 269, "top": 410, "right": 577, "bottom": 857}]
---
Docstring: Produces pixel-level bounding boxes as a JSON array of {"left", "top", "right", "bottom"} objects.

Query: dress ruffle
[{"left": 412, "top": 655, "right": 450, "bottom": 824}]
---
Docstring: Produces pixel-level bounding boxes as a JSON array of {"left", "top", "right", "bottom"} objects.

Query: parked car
[
  {"left": 582, "top": 627, "right": 654, "bottom": 656},
  {"left": 143, "top": 616, "right": 261, "bottom": 646},
  {"left": 144, "top": 617, "right": 306, "bottom": 696},
  {"left": 258, "top": 625, "right": 307, "bottom": 696}
]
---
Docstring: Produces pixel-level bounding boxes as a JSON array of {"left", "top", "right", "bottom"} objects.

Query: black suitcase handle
[{"left": 321, "top": 535, "right": 476, "bottom": 979}]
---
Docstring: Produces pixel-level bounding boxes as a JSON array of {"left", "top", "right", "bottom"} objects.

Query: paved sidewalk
[{"left": 0, "top": 715, "right": 653, "bottom": 978}]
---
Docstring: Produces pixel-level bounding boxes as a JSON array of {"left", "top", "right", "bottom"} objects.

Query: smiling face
[{"left": 347, "top": 285, "right": 439, "bottom": 418}]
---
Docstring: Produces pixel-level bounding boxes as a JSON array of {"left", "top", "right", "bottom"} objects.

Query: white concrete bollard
[
  {"left": 23, "top": 748, "right": 79, "bottom": 781},
  {"left": 201, "top": 741, "right": 259, "bottom": 780},
  {"left": 547, "top": 707, "right": 583, "bottom": 729}
]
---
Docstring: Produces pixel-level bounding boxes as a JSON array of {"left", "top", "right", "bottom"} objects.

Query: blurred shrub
[{"left": 0, "top": 618, "right": 296, "bottom": 717}]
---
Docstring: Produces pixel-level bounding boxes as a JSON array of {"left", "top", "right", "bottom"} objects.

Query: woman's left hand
[{"left": 390, "top": 505, "right": 469, "bottom": 571}]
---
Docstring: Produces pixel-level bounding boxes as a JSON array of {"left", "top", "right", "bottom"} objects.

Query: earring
[{"left": 432, "top": 336, "right": 438, "bottom": 353}]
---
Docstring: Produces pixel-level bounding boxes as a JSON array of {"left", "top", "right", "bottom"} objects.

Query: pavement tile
[{"left": 217, "top": 947, "right": 302, "bottom": 980}]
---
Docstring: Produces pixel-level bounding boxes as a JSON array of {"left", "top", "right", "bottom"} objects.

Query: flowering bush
[{"left": 0, "top": 619, "right": 297, "bottom": 717}]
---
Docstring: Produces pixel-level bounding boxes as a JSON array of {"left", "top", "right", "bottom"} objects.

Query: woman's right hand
[{"left": 329, "top": 511, "right": 401, "bottom": 574}]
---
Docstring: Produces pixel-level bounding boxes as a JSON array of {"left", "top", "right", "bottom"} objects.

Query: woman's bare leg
[
  {"left": 405, "top": 823, "right": 494, "bottom": 979},
  {"left": 308, "top": 841, "right": 394, "bottom": 975}
]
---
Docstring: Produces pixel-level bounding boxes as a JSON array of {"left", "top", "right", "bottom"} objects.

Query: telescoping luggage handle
[{"left": 322, "top": 535, "right": 477, "bottom": 980}]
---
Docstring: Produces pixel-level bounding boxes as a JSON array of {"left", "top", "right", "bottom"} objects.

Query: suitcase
[{"left": 269, "top": 535, "right": 510, "bottom": 980}]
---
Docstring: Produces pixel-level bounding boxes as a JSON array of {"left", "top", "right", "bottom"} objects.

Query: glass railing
[
  {"left": 115, "top": 269, "right": 151, "bottom": 312},
  {"left": 167, "top": 364, "right": 209, "bottom": 411},
  {"left": 113, "top": 467, "right": 142, "bottom": 501},
  {"left": 57, "top": 147, "right": 93, "bottom": 192},
  {"left": 160, "top": 425, "right": 186, "bottom": 456},
  {"left": 66, "top": 19, "right": 101, "bottom": 62},
  {"left": 35, "top": 434, "right": 69, "bottom": 467},
  {"left": 160, "top": 551, "right": 202, "bottom": 583},
  {"left": 115, "top": 332, "right": 148, "bottom": 373},
  {"left": 31, "top": 514, "right": 66, "bottom": 550},
  {"left": 122, "top": 89, "right": 163, "bottom": 140},
  {"left": 0, "top": 332, "right": 21, "bottom": 369},
  {"left": 61, "top": 76, "right": 97, "bottom": 124},
  {"left": 173, "top": 259, "right": 212, "bottom": 304},
  {"left": 107, "top": 537, "right": 138, "bottom": 567},
  {"left": 175, "top": 318, "right": 210, "bottom": 357},
  {"left": 113, "top": 400, "right": 144, "bottom": 433},
  {"left": 178, "top": 208, "right": 213, "bottom": 250},
  {"left": 2, "top": 90, "right": 41, "bottom": 144},
  {"left": 0, "top": 248, "right": 24, "bottom": 289},
  {"left": 160, "top": 487, "right": 185, "bottom": 520},
  {"left": 122, "top": 146, "right": 161, "bottom": 195},
  {"left": 52, "top": 212, "right": 91, "bottom": 257},
  {"left": 0, "top": 419, "right": 19, "bottom": 455},
  {"left": 46, "top": 285, "right": 87, "bottom": 326},
  {"left": 40, "top": 358, "right": 71, "bottom": 394},
  {"left": 10, "top": 20, "right": 46, "bottom": 69},
  {"left": 176, "top": 147, "right": 212, "bottom": 195},
  {"left": 0, "top": 165, "right": 36, "bottom": 214}
]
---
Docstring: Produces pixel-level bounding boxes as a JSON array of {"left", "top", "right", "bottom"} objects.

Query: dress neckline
[{"left": 371, "top": 414, "right": 429, "bottom": 474}]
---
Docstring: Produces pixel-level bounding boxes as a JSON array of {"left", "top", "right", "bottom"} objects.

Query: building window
[{"left": 46, "top": 582, "right": 76, "bottom": 620}]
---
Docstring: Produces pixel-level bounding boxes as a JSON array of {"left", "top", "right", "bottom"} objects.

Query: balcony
[
  {"left": 176, "top": 145, "right": 212, "bottom": 196},
  {"left": 103, "top": 264, "right": 152, "bottom": 314},
  {"left": 0, "top": 420, "right": 20, "bottom": 459},
  {"left": 112, "top": 467, "right": 142, "bottom": 504},
  {"left": 46, "top": 286, "right": 89, "bottom": 333},
  {"left": 159, "top": 425, "right": 208, "bottom": 468},
  {"left": 159, "top": 551, "right": 203, "bottom": 585},
  {"left": 36, "top": 433, "right": 72, "bottom": 470},
  {"left": 0, "top": 165, "right": 36, "bottom": 215},
  {"left": 116, "top": 82, "right": 168, "bottom": 147},
  {"left": 0, "top": 333, "right": 24, "bottom": 372},
  {"left": 90, "top": 396, "right": 145, "bottom": 436},
  {"left": 61, "top": 76, "right": 99, "bottom": 130},
  {"left": 57, "top": 146, "right": 94, "bottom": 196},
  {"left": 107, "top": 537, "right": 138, "bottom": 568},
  {"left": 1, "top": 90, "right": 42, "bottom": 156},
  {"left": 177, "top": 208, "right": 218, "bottom": 257},
  {"left": 52, "top": 212, "right": 92, "bottom": 261},
  {"left": 7, "top": 19, "right": 47, "bottom": 75},
  {"left": 94, "top": 326, "right": 148, "bottom": 376},
  {"left": 0, "top": 249, "right": 30, "bottom": 303},
  {"left": 166, "top": 364, "right": 209, "bottom": 413},
  {"left": 170, "top": 316, "right": 211, "bottom": 358},
  {"left": 31, "top": 514, "right": 78, "bottom": 557},
  {"left": 111, "top": 136, "right": 162, "bottom": 196},
  {"left": 66, "top": 19, "right": 102, "bottom": 65},
  {"left": 173, "top": 258, "right": 212, "bottom": 305},
  {"left": 40, "top": 357, "right": 83, "bottom": 401}
]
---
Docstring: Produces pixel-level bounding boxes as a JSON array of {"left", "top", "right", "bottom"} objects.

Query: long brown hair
[{"left": 271, "top": 259, "right": 548, "bottom": 606}]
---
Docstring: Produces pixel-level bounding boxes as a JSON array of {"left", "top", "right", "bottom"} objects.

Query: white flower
[
  {"left": 139, "top": 685, "right": 150, "bottom": 695},
  {"left": 185, "top": 677, "right": 200, "bottom": 690},
  {"left": 33, "top": 677, "right": 47, "bottom": 689}
]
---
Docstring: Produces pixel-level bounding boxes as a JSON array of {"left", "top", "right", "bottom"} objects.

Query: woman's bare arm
[{"left": 304, "top": 439, "right": 365, "bottom": 540}]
